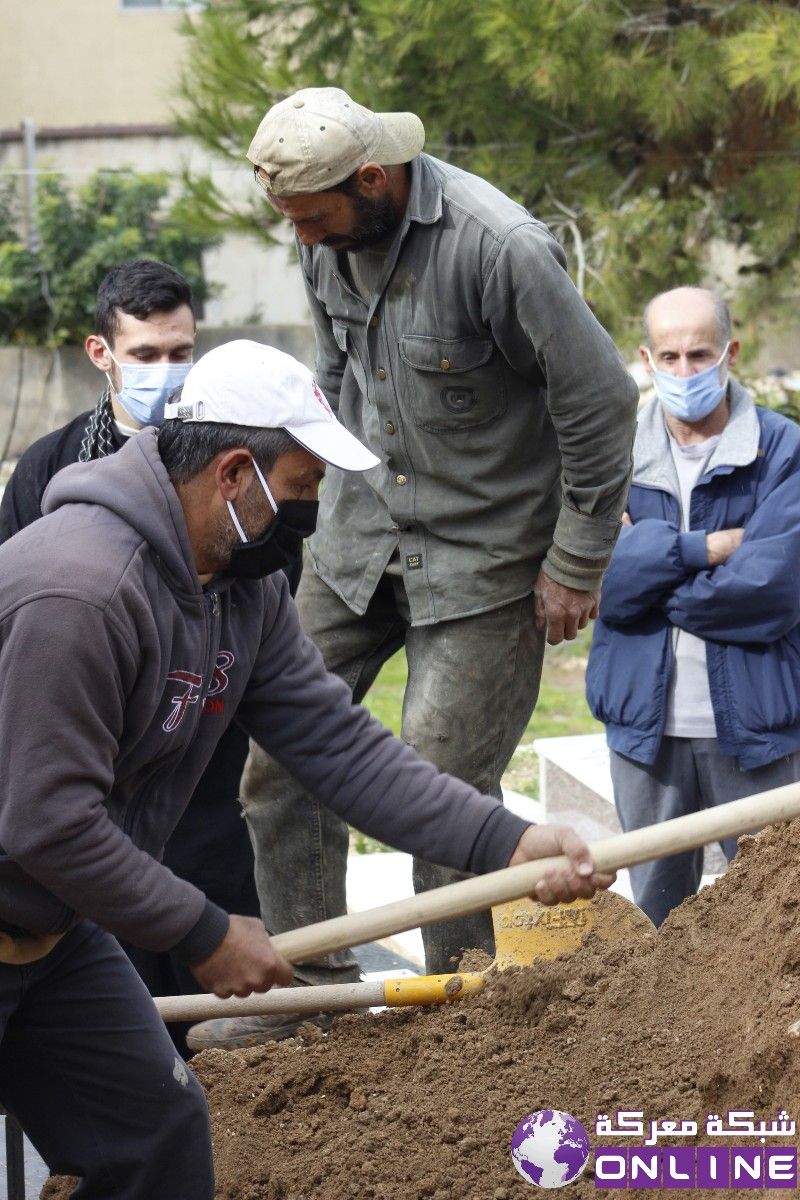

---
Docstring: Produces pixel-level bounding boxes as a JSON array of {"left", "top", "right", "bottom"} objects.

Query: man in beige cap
[{"left": 187, "top": 87, "right": 639, "bottom": 1050}]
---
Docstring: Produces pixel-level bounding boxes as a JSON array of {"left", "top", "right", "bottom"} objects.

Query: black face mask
[
  {"left": 226, "top": 498, "right": 318, "bottom": 580},
  {"left": 224, "top": 457, "right": 318, "bottom": 580}
]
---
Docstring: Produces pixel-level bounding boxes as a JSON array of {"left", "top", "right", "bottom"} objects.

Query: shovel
[
  {"left": 157, "top": 890, "right": 653, "bottom": 1023},
  {"left": 155, "top": 782, "right": 800, "bottom": 1024}
]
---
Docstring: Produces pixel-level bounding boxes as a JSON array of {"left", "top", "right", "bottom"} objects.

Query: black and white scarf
[{"left": 78, "top": 386, "right": 118, "bottom": 463}]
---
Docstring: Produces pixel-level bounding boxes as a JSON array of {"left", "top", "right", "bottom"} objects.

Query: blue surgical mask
[
  {"left": 103, "top": 341, "right": 192, "bottom": 427},
  {"left": 647, "top": 343, "right": 730, "bottom": 423}
]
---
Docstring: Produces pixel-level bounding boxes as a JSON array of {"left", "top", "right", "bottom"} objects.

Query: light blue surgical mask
[
  {"left": 103, "top": 340, "right": 192, "bottom": 427},
  {"left": 647, "top": 343, "right": 730, "bottom": 423}
]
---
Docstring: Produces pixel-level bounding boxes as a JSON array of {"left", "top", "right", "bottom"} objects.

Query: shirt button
[
  {"left": 385, "top": 421, "right": 395, "bottom": 435},
  {"left": 440, "top": 358, "right": 450, "bottom": 370},
  {"left": 369, "top": 316, "right": 379, "bottom": 329},
  {"left": 377, "top": 367, "right": 387, "bottom": 381},
  {"left": 395, "top": 473, "right": 408, "bottom": 486}
]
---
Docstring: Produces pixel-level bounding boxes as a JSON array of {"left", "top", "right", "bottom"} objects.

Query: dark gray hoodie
[{"left": 0, "top": 429, "right": 530, "bottom": 962}]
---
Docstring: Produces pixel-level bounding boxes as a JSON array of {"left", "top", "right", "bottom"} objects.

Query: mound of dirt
[{"left": 43, "top": 819, "right": 800, "bottom": 1199}]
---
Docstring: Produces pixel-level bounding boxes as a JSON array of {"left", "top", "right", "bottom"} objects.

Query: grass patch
[{"left": 504, "top": 629, "right": 602, "bottom": 800}]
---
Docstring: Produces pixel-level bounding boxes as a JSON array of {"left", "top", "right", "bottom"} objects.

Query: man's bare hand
[
  {"left": 533, "top": 568, "right": 600, "bottom": 646},
  {"left": 620, "top": 512, "right": 633, "bottom": 527},
  {"left": 706, "top": 527, "right": 744, "bottom": 567},
  {"left": 190, "top": 914, "right": 294, "bottom": 998},
  {"left": 508, "top": 824, "right": 616, "bottom": 905}
]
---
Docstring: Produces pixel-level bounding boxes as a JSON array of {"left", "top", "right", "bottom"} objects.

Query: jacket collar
[{"left": 633, "top": 378, "right": 760, "bottom": 492}]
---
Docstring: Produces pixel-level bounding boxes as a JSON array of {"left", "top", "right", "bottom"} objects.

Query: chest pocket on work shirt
[{"left": 398, "top": 334, "right": 506, "bottom": 432}]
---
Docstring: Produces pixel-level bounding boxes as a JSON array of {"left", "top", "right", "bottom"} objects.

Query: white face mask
[{"left": 102, "top": 340, "right": 192, "bottom": 427}]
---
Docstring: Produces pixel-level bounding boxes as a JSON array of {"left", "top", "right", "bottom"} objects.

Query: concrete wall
[
  {"left": 0, "top": 325, "right": 316, "bottom": 464},
  {"left": 0, "top": 0, "right": 312, "bottom": 329},
  {"left": 0, "top": 0, "right": 188, "bottom": 129}
]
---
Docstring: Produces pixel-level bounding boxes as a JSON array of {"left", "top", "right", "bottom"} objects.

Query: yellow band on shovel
[{"left": 383, "top": 972, "right": 485, "bottom": 1007}]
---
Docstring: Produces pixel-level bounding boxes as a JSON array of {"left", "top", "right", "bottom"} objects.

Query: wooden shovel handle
[
  {"left": 155, "top": 783, "right": 800, "bottom": 1023},
  {"left": 269, "top": 783, "right": 800, "bottom": 963},
  {"left": 154, "top": 974, "right": 485, "bottom": 1023},
  {"left": 155, "top": 980, "right": 385, "bottom": 1023}
]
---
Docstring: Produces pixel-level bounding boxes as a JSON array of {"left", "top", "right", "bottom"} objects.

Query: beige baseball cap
[
  {"left": 164, "top": 340, "right": 380, "bottom": 472},
  {"left": 247, "top": 86, "right": 425, "bottom": 195}
]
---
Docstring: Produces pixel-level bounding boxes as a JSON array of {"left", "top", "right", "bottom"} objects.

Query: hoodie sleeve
[
  {"left": 235, "top": 581, "right": 531, "bottom": 875},
  {"left": 0, "top": 595, "right": 228, "bottom": 960}
]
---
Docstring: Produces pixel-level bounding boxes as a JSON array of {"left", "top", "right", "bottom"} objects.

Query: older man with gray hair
[{"left": 587, "top": 286, "right": 800, "bottom": 927}]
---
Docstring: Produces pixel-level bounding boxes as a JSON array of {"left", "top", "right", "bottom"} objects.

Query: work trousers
[
  {"left": 241, "top": 565, "right": 545, "bottom": 979},
  {"left": 611, "top": 737, "right": 800, "bottom": 927},
  {"left": 0, "top": 922, "right": 213, "bottom": 1199}
]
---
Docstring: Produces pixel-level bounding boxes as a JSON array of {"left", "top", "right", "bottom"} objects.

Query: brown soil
[{"left": 43, "top": 819, "right": 800, "bottom": 1199}]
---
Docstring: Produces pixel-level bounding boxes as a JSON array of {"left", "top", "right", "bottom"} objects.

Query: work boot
[{"left": 186, "top": 1009, "right": 335, "bottom": 1052}]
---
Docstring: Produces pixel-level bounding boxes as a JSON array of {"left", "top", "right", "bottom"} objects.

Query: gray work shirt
[{"left": 302, "top": 153, "right": 639, "bottom": 626}]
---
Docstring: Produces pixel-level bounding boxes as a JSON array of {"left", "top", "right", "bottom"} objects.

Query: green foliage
[
  {"left": 0, "top": 170, "right": 220, "bottom": 347},
  {"left": 175, "top": 0, "right": 800, "bottom": 352}
]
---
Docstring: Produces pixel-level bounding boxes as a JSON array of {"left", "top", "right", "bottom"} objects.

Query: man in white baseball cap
[
  {"left": 0, "top": 334, "right": 611, "bottom": 1198},
  {"left": 160, "top": 338, "right": 379, "bottom": 580}
]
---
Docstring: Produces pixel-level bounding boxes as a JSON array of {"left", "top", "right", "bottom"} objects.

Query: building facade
[{"left": 0, "top": 0, "right": 310, "bottom": 330}]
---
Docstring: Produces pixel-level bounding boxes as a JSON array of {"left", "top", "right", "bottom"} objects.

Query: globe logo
[{"left": 510, "top": 1109, "right": 590, "bottom": 1188}]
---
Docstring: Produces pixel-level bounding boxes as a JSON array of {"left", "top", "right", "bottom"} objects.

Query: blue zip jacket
[{"left": 586, "top": 381, "right": 800, "bottom": 770}]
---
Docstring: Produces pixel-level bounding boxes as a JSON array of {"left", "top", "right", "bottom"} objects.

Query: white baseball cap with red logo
[{"left": 164, "top": 339, "right": 380, "bottom": 472}]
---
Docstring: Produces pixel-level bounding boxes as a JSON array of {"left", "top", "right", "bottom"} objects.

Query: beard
[
  {"left": 322, "top": 192, "right": 401, "bottom": 253},
  {"left": 205, "top": 475, "right": 272, "bottom": 574}
]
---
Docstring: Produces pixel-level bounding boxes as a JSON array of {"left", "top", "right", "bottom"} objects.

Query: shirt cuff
[
  {"left": 171, "top": 899, "right": 230, "bottom": 965},
  {"left": 545, "top": 507, "right": 621, "bottom": 590},
  {"left": 466, "top": 804, "right": 532, "bottom": 875},
  {"left": 678, "top": 530, "right": 709, "bottom": 572}
]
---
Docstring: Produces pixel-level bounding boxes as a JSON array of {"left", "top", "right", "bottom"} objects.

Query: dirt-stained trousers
[{"left": 240, "top": 562, "right": 546, "bottom": 981}]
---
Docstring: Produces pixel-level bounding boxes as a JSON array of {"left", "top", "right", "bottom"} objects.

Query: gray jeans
[
  {"left": 241, "top": 564, "right": 545, "bottom": 981},
  {"left": 611, "top": 737, "right": 800, "bottom": 927}
]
